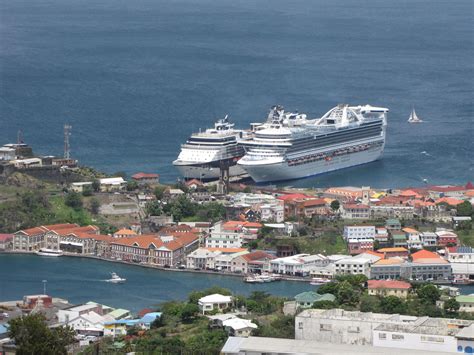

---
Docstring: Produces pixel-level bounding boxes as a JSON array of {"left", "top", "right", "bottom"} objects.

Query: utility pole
[
  {"left": 42, "top": 279, "right": 47, "bottom": 295},
  {"left": 64, "top": 124, "right": 72, "bottom": 159},
  {"left": 17, "top": 129, "right": 23, "bottom": 144}
]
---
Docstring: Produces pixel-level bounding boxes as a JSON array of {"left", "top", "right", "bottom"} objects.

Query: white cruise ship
[
  {"left": 173, "top": 116, "right": 246, "bottom": 180},
  {"left": 237, "top": 104, "right": 389, "bottom": 183}
]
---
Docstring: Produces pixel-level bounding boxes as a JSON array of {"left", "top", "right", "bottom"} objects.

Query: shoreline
[{"left": 0, "top": 251, "right": 310, "bottom": 283}]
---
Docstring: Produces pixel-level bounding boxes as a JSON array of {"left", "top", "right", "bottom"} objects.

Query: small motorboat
[
  {"left": 105, "top": 272, "right": 126, "bottom": 284},
  {"left": 36, "top": 248, "right": 63, "bottom": 257},
  {"left": 310, "top": 277, "right": 332, "bottom": 286}
]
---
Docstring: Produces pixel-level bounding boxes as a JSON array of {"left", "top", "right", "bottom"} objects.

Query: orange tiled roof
[
  {"left": 132, "top": 172, "right": 159, "bottom": 180},
  {"left": 364, "top": 250, "right": 384, "bottom": 259},
  {"left": 411, "top": 249, "right": 441, "bottom": 260},
  {"left": 114, "top": 229, "right": 137, "bottom": 236},
  {"left": 399, "top": 190, "right": 421, "bottom": 198},
  {"left": 402, "top": 227, "right": 419, "bottom": 234},
  {"left": 377, "top": 247, "right": 408, "bottom": 253},
  {"left": 241, "top": 251, "right": 275, "bottom": 262},
  {"left": 368, "top": 280, "right": 411, "bottom": 290},
  {"left": 277, "top": 193, "right": 310, "bottom": 201},
  {"left": 435, "top": 197, "right": 464, "bottom": 206},
  {"left": 374, "top": 258, "right": 404, "bottom": 265}
]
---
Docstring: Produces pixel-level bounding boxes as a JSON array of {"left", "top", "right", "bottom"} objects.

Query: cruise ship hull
[
  {"left": 240, "top": 145, "right": 384, "bottom": 183},
  {"left": 173, "top": 163, "right": 246, "bottom": 180}
]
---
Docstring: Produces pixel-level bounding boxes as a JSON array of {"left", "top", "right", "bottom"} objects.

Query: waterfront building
[
  {"left": 0, "top": 146, "right": 16, "bottom": 161},
  {"left": 230, "top": 250, "right": 275, "bottom": 274},
  {"left": 370, "top": 258, "right": 405, "bottom": 280},
  {"left": 131, "top": 172, "right": 159, "bottom": 185},
  {"left": 186, "top": 247, "right": 223, "bottom": 269},
  {"left": 98, "top": 177, "right": 126, "bottom": 192},
  {"left": 0, "top": 234, "right": 13, "bottom": 250},
  {"left": 60, "top": 232, "right": 113, "bottom": 256},
  {"left": 12, "top": 223, "right": 81, "bottom": 252},
  {"left": 343, "top": 225, "right": 376, "bottom": 241},
  {"left": 323, "top": 186, "right": 364, "bottom": 201},
  {"left": 367, "top": 280, "right": 411, "bottom": 299},
  {"left": 198, "top": 294, "right": 233, "bottom": 314},
  {"left": 446, "top": 246, "right": 474, "bottom": 263},
  {"left": 270, "top": 254, "right": 330, "bottom": 276},
  {"left": 401, "top": 250, "right": 452, "bottom": 281},
  {"left": 341, "top": 203, "right": 370, "bottom": 219},
  {"left": 214, "top": 249, "right": 249, "bottom": 271},
  {"left": 110, "top": 232, "right": 199, "bottom": 266},
  {"left": 205, "top": 221, "right": 246, "bottom": 249},
  {"left": 428, "top": 184, "right": 471, "bottom": 199},
  {"left": 333, "top": 252, "right": 381, "bottom": 277}
]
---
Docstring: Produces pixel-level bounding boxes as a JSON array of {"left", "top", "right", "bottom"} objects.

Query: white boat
[
  {"left": 310, "top": 277, "right": 332, "bottom": 285},
  {"left": 408, "top": 108, "right": 423, "bottom": 123},
  {"left": 36, "top": 248, "right": 63, "bottom": 257},
  {"left": 238, "top": 104, "right": 389, "bottom": 183},
  {"left": 105, "top": 272, "right": 126, "bottom": 284},
  {"left": 173, "top": 115, "right": 247, "bottom": 180}
]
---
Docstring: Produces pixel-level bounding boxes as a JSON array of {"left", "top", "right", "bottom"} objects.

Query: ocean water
[
  {"left": 0, "top": 0, "right": 472, "bottom": 187},
  {"left": 0, "top": 254, "right": 315, "bottom": 312}
]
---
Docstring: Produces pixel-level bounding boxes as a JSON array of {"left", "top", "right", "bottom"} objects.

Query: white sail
[{"left": 408, "top": 108, "right": 423, "bottom": 123}]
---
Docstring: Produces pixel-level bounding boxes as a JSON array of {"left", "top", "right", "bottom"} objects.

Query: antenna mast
[
  {"left": 17, "top": 130, "right": 23, "bottom": 144},
  {"left": 64, "top": 124, "right": 72, "bottom": 159}
]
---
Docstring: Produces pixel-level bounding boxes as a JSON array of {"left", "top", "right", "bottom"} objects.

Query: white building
[
  {"left": 373, "top": 319, "right": 474, "bottom": 354},
  {"left": 260, "top": 203, "right": 284, "bottom": 223},
  {"left": 70, "top": 181, "right": 93, "bottom": 193},
  {"left": 98, "top": 177, "right": 126, "bottom": 192},
  {"left": 206, "top": 222, "right": 244, "bottom": 249},
  {"left": 0, "top": 147, "right": 15, "bottom": 161},
  {"left": 186, "top": 247, "right": 222, "bottom": 269},
  {"left": 270, "top": 254, "right": 330, "bottom": 277},
  {"left": 403, "top": 228, "right": 423, "bottom": 250},
  {"left": 420, "top": 232, "right": 438, "bottom": 247},
  {"left": 343, "top": 225, "right": 376, "bottom": 241},
  {"left": 223, "top": 318, "right": 258, "bottom": 337},
  {"left": 198, "top": 294, "right": 233, "bottom": 314},
  {"left": 333, "top": 253, "right": 381, "bottom": 277}
]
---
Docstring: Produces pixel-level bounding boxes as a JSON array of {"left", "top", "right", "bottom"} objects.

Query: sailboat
[{"left": 408, "top": 108, "right": 423, "bottom": 123}]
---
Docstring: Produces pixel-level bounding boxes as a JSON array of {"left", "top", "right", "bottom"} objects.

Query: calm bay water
[
  {"left": 0, "top": 0, "right": 472, "bottom": 187},
  {"left": 0, "top": 254, "right": 314, "bottom": 312},
  {"left": 1, "top": 254, "right": 474, "bottom": 312}
]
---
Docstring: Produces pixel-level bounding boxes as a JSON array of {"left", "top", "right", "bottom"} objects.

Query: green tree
[
  {"left": 457, "top": 200, "right": 473, "bottom": 217},
  {"left": 180, "top": 303, "right": 199, "bottom": 322},
  {"left": 65, "top": 191, "right": 83, "bottom": 211},
  {"left": 380, "top": 296, "right": 407, "bottom": 314},
  {"left": 359, "top": 295, "right": 381, "bottom": 312},
  {"left": 336, "top": 281, "right": 359, "bottom": 306},
  {"left": 154, "top": 185, "right": 167, "bottom": 200},
  {"left": 330, "top": 200, "right": 340, "bottom": 212},
  {"left": 417, "top": 284, "right": 440, "bottom": 305},
  {"left": 8, "top": 313, "right": 75, "bottom": 355},
  {"left": 82, "top": 185, "right": 93, "bottom": 196},
  {"left": 146, "top": 201, "right": 162, "bottom": 216},
  {"left": 243, "top": 186, "right": 252, "bottom": 193},
  {"left": 312, "top": 300, "right": 338, "bottom": 309},
  {"left": 126, "top": 180, "right": 138, "bottom": 191},
  {"left": 92, "top": 179, "right": 101, "bottom": 192},
  {"left": 90, "top": 198, "right": 100, "bottom": 215},
  {"left": 444, "top": 298, "right": 460, "bottom": 315}
]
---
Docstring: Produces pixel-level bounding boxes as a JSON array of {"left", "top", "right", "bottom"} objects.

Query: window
[
  {"left": 392, "top": 334, "right": 404, "bottom": 340},
  {"left": 378, "top": 333, "right": 386, "bottom": 340},
  {"left": 348, "top": 326, "right": 360, "bottom": 333},
  {"left": 298, "top": 322, "right": 303, "bottom": 330},
  {"left": 421, "top": 336, "right": 444, "bottom": 343},
  {"left": 320, "top": 324, "right": 332, "bottom": 331}
]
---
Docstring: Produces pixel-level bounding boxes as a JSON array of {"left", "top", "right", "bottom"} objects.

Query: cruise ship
[
  {"left": 173, "top": 116, "right": 246, "bottom": 180},
  {"left": 237, "top": 104, "right": 389, "bottom": 183}
]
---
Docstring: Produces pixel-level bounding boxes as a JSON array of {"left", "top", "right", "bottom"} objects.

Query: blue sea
[{"left": 0, "top": 0, "right": 472, "bottom": 187}]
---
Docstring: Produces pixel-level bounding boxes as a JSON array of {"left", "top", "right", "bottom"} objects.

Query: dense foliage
[{"left": 9, "top": 313, "right": 75, "bottom": 355}]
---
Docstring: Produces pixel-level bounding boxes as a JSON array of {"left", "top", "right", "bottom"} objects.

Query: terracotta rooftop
[
  {"left": 241, "top": 251, "right": 275, "bottom": 262},
  {"left": 435, "top": 197, "right": 465, "bottom": 206},
  {"left": 277, "top": 193, "right": 310, "bottom": 201},
  {"left": 377, "top": 247, "right": 408, "bottom": 253},
  {"left": 374, "top": 258, "right": 405, "bottom": 265},
  {"left": 114, "top": 229, "right": 137, "bottom": 236},
  {"left": 132, "top": 172, "right": 159, "bottom": 180},
  {"left": 368, "top": 280, "right": 411, "bottom": 290},
  {"left": 411, "top": 249, "right": 442, "bottom": 260}
]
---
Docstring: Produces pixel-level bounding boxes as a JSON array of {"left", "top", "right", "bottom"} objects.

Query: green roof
[
  {"left": 295, "top": 292, "right": 335, "bottom": 303},
  {"left": 109, "top": 308, "right": 130, "bottom": 319},
  {"left": 456, "top": 295, "right": 474, "bottom": 303},
  {"left": 386, "top": 219, "right": 401, "bottom": 224},
  {"left": 392, "top": 234, "right": 406, "bottom": 240}
]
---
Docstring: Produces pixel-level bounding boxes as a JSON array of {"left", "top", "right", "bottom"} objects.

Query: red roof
[
  {"left": 277, "top": 193, "right": 309, "bottom": 201},
  {"left": 364, "top": 250, "right": 384, "bottom": 259},
  {"left": 241, "top": 251, "right": 275, "bottom": 262},
  {"left": 185, "top": 178, "right": 204, "bottom": 186},
  {"left": 344, "top": 203, "right": 369, "bottom": 209},
  {"left": 0, "top": 234, "right": 13, "bottom": 242},
  {"left": 435, "top": 197, "right": 464, "bottom": 206},
  {"left": 300, "top": 198, "right": 327, "bottom": 207},
  {"left": 132, "top": 172, "right": 159, "bottom": 180},
  {"left": 411, "top": 249, "right": 441, "bottom": 260},
  {"left": 368, "top": 280, "right": 411, "bottom": 290}
]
